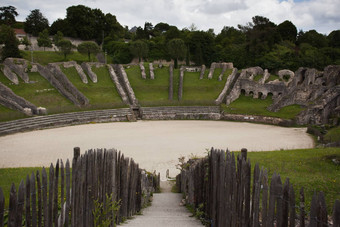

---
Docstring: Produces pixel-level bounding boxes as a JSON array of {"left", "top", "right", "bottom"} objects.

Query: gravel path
[{"left": 122, "top": 181, "right": 203, "bottom": 227}]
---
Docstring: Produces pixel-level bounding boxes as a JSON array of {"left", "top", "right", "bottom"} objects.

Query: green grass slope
[
  {"left": 61, "top": 65, "right": 126, "bottom": 110},
  {"left": 222, "top": 94, "right": 304, "bottom": 119},
  {"left": 182, "top": 68, "right": 231, "bottom": 105},
  {"left": 245, "top": 147, "right": 340, "bottom": 212}
]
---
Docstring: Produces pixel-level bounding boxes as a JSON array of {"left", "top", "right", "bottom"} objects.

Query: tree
[
  {"left": 0, "top": 25, "right": 21, "bottom": 60},
  {"left": 24, "top": 9, "right": 49, "bottom": 36},
  {"left": 327, "top": 30, "right": 340, "bottom": 48},
  {"left": 129, "top": 40, "right": 149, "bottom": 62},
  {"left": 297, "top": 30, "right": 327, "bottom": 48},
  {"left": 77, "top": 41, "right": 100, "bottom": 61},
  {"left": 277, "top": 20, "right": 297, "bottom": 42},
  {"left": 53, "top": 31, "right": 64, "bottom": 46},
  {"left": 0, "top": 6, "right": 18, "bottom": 25},
  {"left": 167, "top": 38, "right": 186, "bottom": 68},
  {"left": 37, "top": 29, "right": 52, "bottom": 51},
  {"left": 21, "top": 36, "right": 31, "bottom": 50},
  {"left": 58, "top": 39, "right": 73, "bottom": 60}
]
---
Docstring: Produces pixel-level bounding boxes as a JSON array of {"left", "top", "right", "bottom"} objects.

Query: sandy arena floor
[{"left": 0, "top": 120, "right": 314, "bottom": 179}]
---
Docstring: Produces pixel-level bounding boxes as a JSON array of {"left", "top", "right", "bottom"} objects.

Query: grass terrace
[
  {"left": 222, "top": 94, "right": 304, "bottom": 120},
  {"left": 61, "top": 65, "right": 127, "bottom": 110},
  {"left": 182, "top": 68, "right": 232, "bottom": 105},
  {"left": 21, "top": 51, "right": 94, "bottom": 65}
]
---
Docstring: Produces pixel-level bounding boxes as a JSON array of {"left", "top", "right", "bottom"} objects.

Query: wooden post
[
  {"left": 16, "top": 181, "right": 25, "bottom": 227},
  {"left": 333, "top": 200, "right": 340, "bottom": 227},
  {"left": 0, "top": 187, "right": 4, "bottom": 227},
  {"left": 31, "top": 172, "right": 37, "bottom": 227},
  {"left": 42, "top": 168, "right": 48, "bottom": 227},
  {"left": 74, "top": 147, "right": 80, "bottom": 160},
  {"left": 65, "top": 160, "right": 71, "bottom": 227},
  {"left": 241, "top": 148, "right": 247, "bottom": 160},
  {"left": 36, "top": 171, "right": 42, "bottom": 227},
  {"left": 26, "top": 175, "right": 31, "bottom": 227},
  {"left": 48, "top": 164, "right": 54, "bottom": 227},
  {"left": 300, "top": 187, "right": 305, "bottom": 227},
  {"left": 8, "top": 183, "right": 16, "bottom": 227}
]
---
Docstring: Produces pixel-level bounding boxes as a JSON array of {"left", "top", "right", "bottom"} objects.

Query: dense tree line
[{"left": 1, "top": 4, "right": 339, "bottom": 70}]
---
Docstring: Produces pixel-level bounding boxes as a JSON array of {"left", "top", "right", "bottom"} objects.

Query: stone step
[{"left": 0, "top": 108, "right": 133, "bottom": 136}]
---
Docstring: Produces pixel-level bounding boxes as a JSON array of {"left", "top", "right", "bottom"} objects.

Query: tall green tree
[
  {"left": 77, "top": 41, "right": 100, "bottom": 61},
  {"left": 0, "top": 6, "right": 18, "bottom": 25},
  {"left": 297, "top": 30, "right": 327, "bottom": 48},
  {"left": 37, "top": 29, "right": 52, "bottom": 51},
  {"left": 53, "top": 31, "right": 64, "bottom": 46},
  {"left": 24, "top": 9, "right": 49, "bottom": 36},
  {"left": 21, "top": 35, "right": 31, "bottom": 50},
  {"left": 130, "top": 40, "right": 149, "bottom": 62},
  {"left": 327, "top": 30, "right": 340, "bottom": 48},
  {"left": 167, "top": 38, "right": 186, "bottom": 68},
  {"left": 0, "top": 25, "right": 21, "bottom": 60},
  {"left": 277, "top": 20, "right": 297, "bottom": 42},
  {"left": 58, "top": 39, "right": 73, "bottom": 60}
]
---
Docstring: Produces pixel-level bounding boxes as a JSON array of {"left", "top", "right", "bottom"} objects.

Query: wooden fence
[
  {"left": 0, "top": 147, "right": 160, "bottom": 227},
  {"left": 176, "top": 148, "right": 340, "bottom": 227}
]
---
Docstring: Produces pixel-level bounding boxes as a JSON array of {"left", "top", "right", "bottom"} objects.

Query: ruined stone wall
[
  {"left": 139, "top": 62, "right": 146, "bottom": 79},
  {"left": 149, "top": 63, "right": 155, "bottom": 79},
  {"left": 48, "top": 64, "right": 89, "bottom": 106},
  {"left": 107, "top": 64, "right": 130, "bottom": 105},
  {"left": 81, "top": 62, "right": 98, "bottom": 83},
  {"left": 63, "top": 61, "right": 88, "bottom": 84},
  {"left": 199, "top": 65, "right": 206, "bottom": 79},
  {"left": 1, "top": 65, "right": 19, "bottom": 85},
  {"left": 178, "top": 66, "right": 184, "bottom": 100},
  {"left": 215, "top": 68, "right": 239, "bottom": 105},
  {"left": 4, "top": 58, "right": 29, "bottom": 83},
  {"left": 36, "top": 63, "right": 81, "bottom": 106},
  {"left": 114, "top": 64, "right": 138, "bottom": 106},
  {"left": 0, "top": 81, "right": 37, "bottom": 115}
]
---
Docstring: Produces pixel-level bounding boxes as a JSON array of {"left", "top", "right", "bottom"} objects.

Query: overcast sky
[{"left": 3, "top": 0, "right": 340, "bottom": 35}]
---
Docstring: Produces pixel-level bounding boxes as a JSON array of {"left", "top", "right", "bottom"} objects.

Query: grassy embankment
[
  {"left": 61, "top": 65, "right": 126, "bottom": 110},
  {"left": 21, "top": 50, "right": 92, "bottom": 65},
  {"left": 0, "top": 147, "right": 339, "bottom": 212},
  {"left": 125, "top": 63, "right": 231, "bottom": 106}
]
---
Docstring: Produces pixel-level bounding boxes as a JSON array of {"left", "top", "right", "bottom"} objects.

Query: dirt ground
[{"left": 0, "top": 120, "right": 314, "bottom": 179}]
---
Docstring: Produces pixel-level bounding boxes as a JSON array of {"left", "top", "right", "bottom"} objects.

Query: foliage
[
  {"left": 297, "top": 29, "right": 328, "bottom": 48},
  {"left": 0, "top": 25, "right": 21, "bottom": 60},
  {"left": 37, "top": 29, "right": 52, "bottom": 51},
  {"left": 93, "top": 193, "right": 120, "bottom": 227},
  {"left": 277, "top": 20, "right": 297, "bottom": 42},
  {"left": 58, "top": 39, "right": 73, "bottom": 60},
  {"left": 167, "top": 38, "right": 186, "bottom": 68},
  {"left": 104, "top": 41, "right": 133, "bottom": 64},
  {"left": 129, "top": 40, "right": 149, "bottom": 62},
  {"left": 24, "top": 9, "right": 49, "bottom": 36},
  {"left": 77, "top": 41, "right": 100, "bottom": 62},
  {"left": 21, "top": 36, "right": 31, "bottom": 50},
  {"left": 53, "top": 31, "right": 64, "bottom": 46},
  {"left": 0, "top": 6, "right": 18, "bottom": 25},
  {"left": 50, "top": 5, "right": 124, "bottom": 43}
]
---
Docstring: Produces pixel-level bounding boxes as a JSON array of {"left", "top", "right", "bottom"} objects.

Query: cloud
[{"left": 2, "top": 0, "right": 339, "bottom": 34}]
